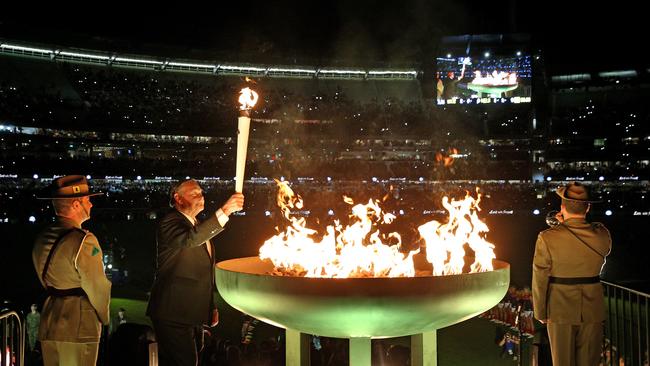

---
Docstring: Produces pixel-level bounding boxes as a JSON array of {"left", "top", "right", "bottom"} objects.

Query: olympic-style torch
[{"left": 235, "top": 87, "right": 259, "bottom": 193}]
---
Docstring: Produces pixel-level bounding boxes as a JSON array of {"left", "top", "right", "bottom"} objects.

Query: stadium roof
[{"left": 1, "top": 1, "right": 646, "bottom": 74}]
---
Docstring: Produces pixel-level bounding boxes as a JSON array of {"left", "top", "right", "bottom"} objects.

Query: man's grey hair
[{"left": 168, "top": 179, "right": 199, "bottom": 208}]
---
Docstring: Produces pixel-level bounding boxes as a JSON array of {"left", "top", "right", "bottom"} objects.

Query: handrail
[
  {"left": 602, "top": 281, "right": 649, "bottom": 366},
  {"left": 602, "top": 280, "right": 650, "bottom": 299},
  {"left": 0, "top": 309, "right": 25, "bottom": 366}
]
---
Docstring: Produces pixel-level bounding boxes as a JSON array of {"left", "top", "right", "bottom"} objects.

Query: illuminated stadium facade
[{"left": 2, "top": 36, "right": 650, "bottom": 185}]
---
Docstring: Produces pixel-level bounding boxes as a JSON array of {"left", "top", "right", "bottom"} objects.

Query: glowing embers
[{"left": 259, "top": 181, "right": 496, "bottom": 278}]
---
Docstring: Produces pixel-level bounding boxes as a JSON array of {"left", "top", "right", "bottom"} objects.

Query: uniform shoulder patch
[{"left": 91, "top": 246, "right": 100, "bottom": 256}]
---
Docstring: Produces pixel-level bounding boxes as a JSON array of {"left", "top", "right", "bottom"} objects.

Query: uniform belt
[
  {"left": 548, "top": 276, "right": 600, "bottom": 285},
  {"left": 46, "top": 286, "right": 87, "bottom": 297}
]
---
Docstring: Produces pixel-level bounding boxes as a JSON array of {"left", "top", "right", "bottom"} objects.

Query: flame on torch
[{"left": 239, "top": 87, "right": 259, "bottom": 110}]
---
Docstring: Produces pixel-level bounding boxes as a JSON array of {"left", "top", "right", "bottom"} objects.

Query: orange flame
[
  {"left": 259, "top": 182, "right": 496, "bottom": 278},
  {"left": 435, "top": 148, "right": 458, "bottom": 167},
  {"left": 238, "top": 87, "right": 259, "bottom": 110},
  {"left": 418, "top": 190, "right": 495, "bottom": 275},
  {"left": 471, "top": 70, "right": 517, "bottom": 86}
]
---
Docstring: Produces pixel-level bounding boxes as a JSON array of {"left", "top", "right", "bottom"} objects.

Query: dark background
[{"left": 1, "top": 1, "right": 646, "bottom": 73}]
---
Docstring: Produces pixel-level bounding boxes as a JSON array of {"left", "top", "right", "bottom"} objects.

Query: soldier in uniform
[
  {"left": 32, "top": 175, "right": 111, "bottom": 366},
  {"left": 532, "top": 181, "right": 612, "bottom": 366},
  {"left": 26, "top": 303, "right": 41, "bottom": 352}
]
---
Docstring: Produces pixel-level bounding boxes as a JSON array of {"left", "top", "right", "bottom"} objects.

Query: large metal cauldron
[{"left": 216, "top": 257, "right": 509, "bottom": 366}]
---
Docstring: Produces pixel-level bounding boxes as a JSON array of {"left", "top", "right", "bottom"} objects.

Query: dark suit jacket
[{"left": 146, "top": 209, "right": 224, "bottom": 325}]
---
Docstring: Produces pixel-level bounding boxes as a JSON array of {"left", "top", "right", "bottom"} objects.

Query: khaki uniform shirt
[
  {"left": 532, "top": 217, "right": 611, "bottom": 324},
  {"left": 32, "top": 217, "right": 111, "bottom": 343}
]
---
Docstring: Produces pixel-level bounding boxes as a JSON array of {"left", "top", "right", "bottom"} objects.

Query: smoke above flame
[{"left": 259, "top": 181, "right": 496, "bottom": 278}]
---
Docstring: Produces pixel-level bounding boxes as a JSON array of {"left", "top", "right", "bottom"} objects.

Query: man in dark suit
[{"left": 147, "top": 179, "right": 244, "bottom": 366}]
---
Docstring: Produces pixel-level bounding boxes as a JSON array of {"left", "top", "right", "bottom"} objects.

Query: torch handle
[{"left": 235, "top": 116, "right": 251, "bottom": 193}]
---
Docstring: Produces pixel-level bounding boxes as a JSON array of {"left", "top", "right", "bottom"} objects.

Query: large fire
[
  {"left": 471, "top": 70, "right": 517, "bottom": 86},
  {"left": 259, "top": 181, "right": 496, "bottom": 278}
]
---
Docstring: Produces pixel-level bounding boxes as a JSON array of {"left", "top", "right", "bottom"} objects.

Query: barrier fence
[
  {"left": 603, "top": 281, "right": 649, "bottom": 366},
  {"left": 0, "top": 309, "right": 24, "bottom": 366}
]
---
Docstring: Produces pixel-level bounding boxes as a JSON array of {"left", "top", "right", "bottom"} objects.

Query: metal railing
[
  {"left": 603, "top": 281, "right": 649, "bottom": 366},
  {"left": 0, "top": 309, "right": 25, "bottom": 366}
]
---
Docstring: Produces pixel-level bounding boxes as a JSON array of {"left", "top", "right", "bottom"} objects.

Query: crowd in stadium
[
  {"left": 1, "top": 63, "right": 530, "bottom": 136},
  {"left": 3, "top": 63, "right": 650, "bottom": 187},
  {"left": 2, "top": 178, "right": 648, "bottom": 227}
]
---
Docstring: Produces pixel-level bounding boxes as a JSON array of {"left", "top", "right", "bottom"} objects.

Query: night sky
[{"left": 1, "top": 1, "right": 646, "bottom": 73}]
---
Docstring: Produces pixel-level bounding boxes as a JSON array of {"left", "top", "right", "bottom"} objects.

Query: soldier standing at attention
[
  {"left": 532, "top": 181, "right": 612, "bottom": 366},
  {"left": 33, "top": 175, "right": 111, "bottom": 366}
]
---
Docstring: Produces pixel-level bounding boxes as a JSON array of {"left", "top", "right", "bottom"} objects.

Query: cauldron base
[{"left": 286, "top": 330, "right": 438, "bottom": 366}]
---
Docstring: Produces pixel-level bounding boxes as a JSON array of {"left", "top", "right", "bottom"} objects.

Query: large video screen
[{"left": 436, "top": 53, "right": 532, "bottom": 105}]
